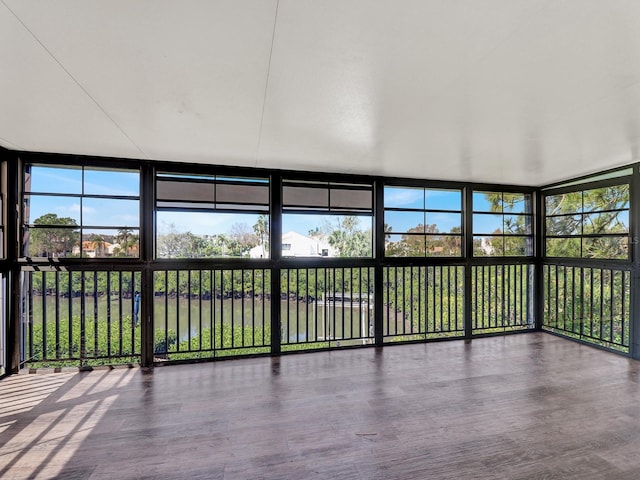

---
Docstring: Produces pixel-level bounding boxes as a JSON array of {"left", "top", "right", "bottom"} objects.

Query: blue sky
[{"left": 27, "top": 166, "right": 527, "bottom": 238}]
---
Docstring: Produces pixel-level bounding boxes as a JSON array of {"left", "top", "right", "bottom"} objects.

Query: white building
[{"left": 249, "top": 231, "right": 336, "bottom": 258}]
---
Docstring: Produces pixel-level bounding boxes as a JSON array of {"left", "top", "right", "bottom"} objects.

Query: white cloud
[{"left": 385, "top": 189, "right": 423, "bottom": 207}]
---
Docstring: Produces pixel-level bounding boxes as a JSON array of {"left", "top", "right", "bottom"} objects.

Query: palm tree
[
  {"left": 116, "top": 228, "right": 134, "bottom": 257},
  {"left": 90, "top": 234, "right": 107, "bottom": 257}
]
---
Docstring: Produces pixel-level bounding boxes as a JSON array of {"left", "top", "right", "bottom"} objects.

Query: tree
[
  {"left": 28, "top": 213, "right": 79, "bottom": 257},
  {"left": 90, "top": 234, "right": 107, "bottom": 257},
  {"left": 229, "top": 223, "right": 258, "bottom": 256},
  {"left": 327, "top": 216, "right": 372, "bottom": 257},
  {"left": 115, "top": 228, "right": 139, "bottom": 257},
  {"left": 546, "top": 185, "right": 629, "bottom": 258},
  {"left": 253, "top": 215, "right": 269, "bottom": 253}
]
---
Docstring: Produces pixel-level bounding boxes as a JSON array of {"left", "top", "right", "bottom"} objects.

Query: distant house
[
  {"left": 480, "top": 237, "right": 494, "bottom": 256},
  {"left": 72, "top": 240, "right": 115, "bottom": 258},
  {"left": 249, "top": 231, "right": 336, "bottom": 258}
]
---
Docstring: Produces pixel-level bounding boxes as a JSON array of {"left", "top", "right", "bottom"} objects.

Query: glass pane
[
  {"left": 283, "top": 186, "right": 329, "bottom": 208},
  {"left": 502, "top": 193, "right": 528, "bottom": 213},
  {"left": 473, "top": 214, "right": 502, "bottom": 234},
  {"left": 157, "top": 179, "right": 214, "bottom": 202},
  {"left": 157, "top": 211, "right": 269, "bottom": 258},
  {"left": 583, "top": 236, "right": 628, "bottom": 259},
  {"left": 502, "top": 236, "right": 531, "bottom": 256},
  {"left": 84, "top": 169, "right": 139, "bottom": 196},
  {"left": 425, "top": 189, "right": 461, "bottom": 211},
  {"left": 109, "top": 229, "right": 140, "bottom": 258},
  {"left": 24, "top": 195, "right": 81, "bottom": 225},
  {"left": 24, "top": 227, "right": 80, "bottom": 257},
  {"left": 426, "top": 235, "right": 461, "bottom": 256},
  {"left": 583, "top": 185, "right": 629, "bottom": 212},
  {"left": 281, "top": 214, "right": 372, "bottom": 257},
  {"left": 330, "top": 188, "right": 372, "bottom": 211},
  {"left": 546, "top": 238, "right": 581, "bottom": 257},
  {"left": 385, "top": 234, "right": 424, "bottom": 257},
  {"left": 26, "top": 165, "right": 82, "bottom": 194},
  {"left": 473, "top": 192, "right": 501, "bottom": 212},
  {"left": 473, "top": 235, "right": 530, "bottom": 256},
  {"left": 216, "top": 182, "right": 269, "bottom": 206},
  {"left": 583, "top": 210, "right": 629, "bottom": 235},
  {"left": 83, "top": 198, "right": 139, "bottom": 227},
  {"left": 384, "top": 187, "right": 423, "bottom": 209},
  {"left": 473, "top": 236, "right": 498, "bottom": 256},
  {"left": 545, "top": 192, "right": 582, "bottom": 215},
  {"left": 384, "top": 210, "right": 424, "bottom": 233},
  {"left": 546, "top": 215, "right": 581, "bottom": 236},
  {"left": 504, "top": 214, "right": 532, "bottom": 235},
  {"left": 83, "top": 228, "right": 139, "bottom": 258},
  {"left": 157, "top": 201, "right": 216, "bottom": 210},
  {"left": 426, "top": 212, "right": 461, "bottom": 233}
]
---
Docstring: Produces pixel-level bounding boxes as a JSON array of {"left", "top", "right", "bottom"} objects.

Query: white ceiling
[{"left": 2, "top": 0, "right": 640, "bottom": 186}]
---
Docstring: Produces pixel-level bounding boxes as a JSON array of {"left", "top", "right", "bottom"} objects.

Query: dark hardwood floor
[{"left": 2, "top": 333, "right": 640, "bottom": 479}]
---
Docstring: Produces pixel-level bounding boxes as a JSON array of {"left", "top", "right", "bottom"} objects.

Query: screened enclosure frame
[{"left": 1, "top": 148, "right": 640, "bottom": 375}]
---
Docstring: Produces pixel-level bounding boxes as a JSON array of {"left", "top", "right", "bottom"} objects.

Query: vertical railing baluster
[
  {"left": 93, "top": 271, "right": 98, "bottom": 359},
  {"left": 28, "top": 273, "right": 34, "bottom": 362},
  {"left": 80, "top": 272, "right": 86, "bottom": 365},
  {"left": 55, "top": 271, "right": 60, "bottom": 359},
  {"left": 42, "top": 271, "right": 47, "bottom": 361},
  {"left": 622, "top": 270, "right": 627, "bottom": 347},
  {"left": 106, "top": 271, "right": 112, "bottom": 358}
]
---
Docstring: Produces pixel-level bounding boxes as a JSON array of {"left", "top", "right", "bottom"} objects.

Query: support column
[
  {"left": 140, "top": 163, "right": 155, "bottom": 367},
  {"left": 464, "top": 186, "right": 473, "bottom": 342},
  {"left": 374, "top": 180, "right": 385, "bottom": 346},
  {"left": 270, "top": 174, "right": 282, "bottom": 355},
  {"left": 630, "top": 166, "right": 640, "bottom": 359},
  {"left": 6, "top": 154, "right": 21, "bottom": 373}
]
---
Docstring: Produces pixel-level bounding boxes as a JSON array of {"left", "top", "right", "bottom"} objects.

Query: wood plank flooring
[{"left": 3, "top": 333, "right": 640, "bottom": 479}]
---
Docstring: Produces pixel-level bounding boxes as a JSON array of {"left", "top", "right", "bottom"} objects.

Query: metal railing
[
  {"left": 472, "top": 264, "right": 534, "bottom": 333},
  {"left": 281, "top": 267, "right": 374, "bottom": 350},
  {"left": 21, "top": 262, "right": 543, "bottom": 367},
  {"left": 152, "top": 268, "right": 271, "bottom": 360},
  {"left": 383, "top": 266, "right": 465, "bottom": 341},
  {"left": 22, "top": 269, "right": 142, "bottom": 367},
  {"left": 543, "top": 264, "right": 630, "bottom": 353}
]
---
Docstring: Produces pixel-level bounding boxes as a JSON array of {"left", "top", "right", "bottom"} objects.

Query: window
[
  {"left": 23, "top": 165, "right": 140, "bottom": 258},
  {"left": 545, "top": 183, "right": 629, "bottom": 259},
  {"left": 156, "top": 173, "right": 269, "bottom": 258},
  {"left": 282, "top": 180, "right": 373, "bottom": 258},
  {"left": 384, "top": 186, "right": 462, "bottom": 257},
  {"left": 473, "top": 191, "right": 533, "bottom": 256}
]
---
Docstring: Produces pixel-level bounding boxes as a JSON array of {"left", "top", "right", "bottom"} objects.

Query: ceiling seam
[
  {"left": 0, "top": 135, "right": 24, "bottom": 151},
  {"left": 1, "top": 0, "right": 150, "bottom": 159},
  {"left": 255, "top": 0, "right": 280, "bottom": 167}
]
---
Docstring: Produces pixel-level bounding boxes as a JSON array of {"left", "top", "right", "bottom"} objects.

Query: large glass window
[
  {"left": 156, "top": 173, "right": 269, "bottom": 258},
  {"left": 282, "top": 180, "right": 373, "bottom": 258},
  {"left": 384, "top": 186, "right": 462, "bottom": 257},
  {"left": 545, "top": 183, "right": 629, "bottom": 259},
  {"left": 23, "top": 165, "right": 140, "bottom": 258},
  {"left": 473, "top": 191, "right": 533, "bottom": 256}
]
